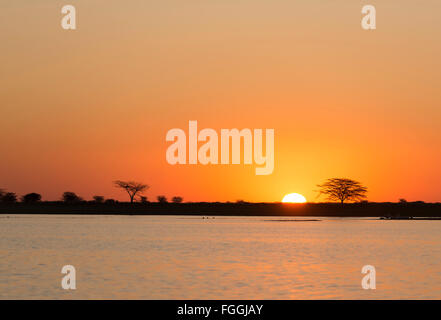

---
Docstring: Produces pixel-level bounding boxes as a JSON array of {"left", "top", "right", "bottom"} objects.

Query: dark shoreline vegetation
[{"left": 0, "top": 202, "right": 440, "bottom": 217}]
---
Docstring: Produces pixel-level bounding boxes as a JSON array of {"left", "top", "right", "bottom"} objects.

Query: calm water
[{"left": 1, "top": 214, "right": 441, "bottom": 299}]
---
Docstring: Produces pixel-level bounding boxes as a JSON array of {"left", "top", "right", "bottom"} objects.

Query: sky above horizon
[{"left": 1, "top": 1, "right": 441, "bottom": 202}]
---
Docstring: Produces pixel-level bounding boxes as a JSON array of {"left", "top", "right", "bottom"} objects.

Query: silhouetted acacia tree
[
  {"left": 2, "top": 192, "right": 17, "bottom": 203},
  {"left": 157, "top": 195, "right": 168, "bottom": 203},
  {"left": 93, "top": 196, "right": 104, "bottom": 203},
  {"left": 0, "top": 189, "right": 5, "bottom": 200},
  {"left": 317, "top": 178, "right": 367, "bottom": 204},
  {"left": 21, "top": 193, "right": 42, "bottom": 204},
  {"left": 62, "top": 192, "right": 82, "bottom": 204},
  {"left": 114, "top": 180, "right": 149, "bottom": 203},
  {"left": 172, "top": 196, "right": 183, "bottom": 203}
]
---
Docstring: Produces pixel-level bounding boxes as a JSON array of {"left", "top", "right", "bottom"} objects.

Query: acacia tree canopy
[
  {"left": 317, "top": 178, "right": 368, "bottom": 204},
  {"left": 114, "top": 180, "right": 149, "bottom": 203}
]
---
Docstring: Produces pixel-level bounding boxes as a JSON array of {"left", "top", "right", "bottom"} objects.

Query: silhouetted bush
[
  {"left": 62, "top": 192, "right": 82, "bottom": 204},
  {"left": 157, "top": 195, "right": 168, "bottom": 203},
  {"left": 21, "top": 193, "right": 42, "bottom": 204},
  {"left": 2, "top": 192, "right": 17, "bottom": 203},
  {"left": 399, "top": 199, "right": 407, "bottom": 203},
  {"left": 104, "top": 199, "right": 116, "bottom": 205},
  {"left": 172, "top": 196, "right": 183, "bottom": 203},
  {"left": 139, "top": 196, "right": 149, "bottom": 203},
  {"left": 93, "top": 195, "right": 104, "bottom": 203}
]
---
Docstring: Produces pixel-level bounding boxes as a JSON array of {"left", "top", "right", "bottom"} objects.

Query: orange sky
[{"left": 1, "top": 1, "right": 440, "bottom": 202}]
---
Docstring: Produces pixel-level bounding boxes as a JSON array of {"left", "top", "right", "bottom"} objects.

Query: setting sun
[{"left": 282, "top": 193, "right": 307, "bottom": 203}]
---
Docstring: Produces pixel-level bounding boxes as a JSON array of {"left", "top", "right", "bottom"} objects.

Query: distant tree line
[
  {"left": 0, "top": 180, "right": 185, "bottom": 204},
  {"left": 0, "top": 178, "right": 427, "bottom": 205}
]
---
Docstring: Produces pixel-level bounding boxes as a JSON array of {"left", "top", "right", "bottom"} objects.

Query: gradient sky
[{"left": 1, "top": 1, "right": 440, "bottom": 202}]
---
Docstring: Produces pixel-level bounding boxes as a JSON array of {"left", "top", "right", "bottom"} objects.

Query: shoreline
[{"left": 0, "top": 202, "right": 440, "bottom": 217}]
